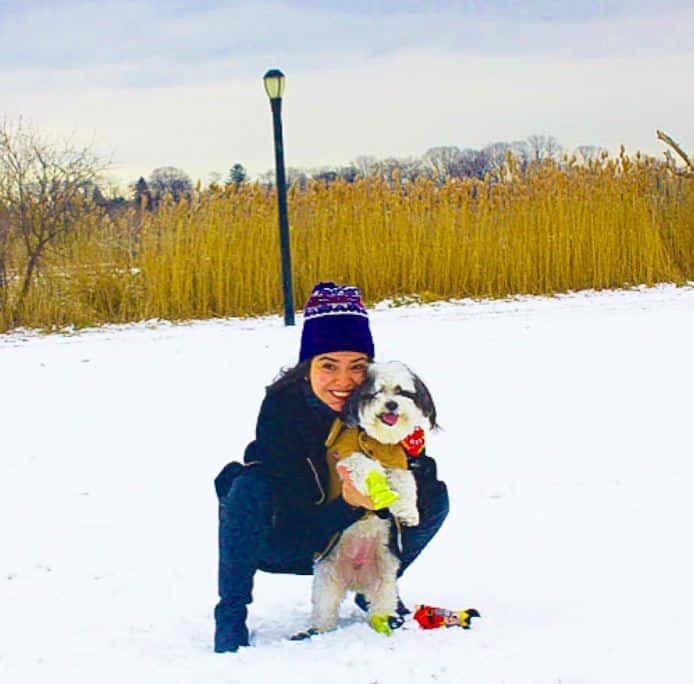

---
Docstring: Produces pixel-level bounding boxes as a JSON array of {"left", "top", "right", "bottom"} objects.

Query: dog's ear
[
  {"left": 413, "top": 373, "right": 439, "bottom": 430},
  {"left": 341, "top": 372, "right": 375, "bottom": 427}
]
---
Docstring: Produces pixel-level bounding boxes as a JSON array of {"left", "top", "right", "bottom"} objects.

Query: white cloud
[
  {"left": 2, "top": 2, "right": 692, "bottom": 82},
  {"left": 1, "top": 2, "right": 692, "bottom": 186}
]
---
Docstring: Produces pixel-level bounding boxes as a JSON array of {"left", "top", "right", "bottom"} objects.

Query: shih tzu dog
[{"left": 309, "top": 361, "right": 438, "bottom": 636}]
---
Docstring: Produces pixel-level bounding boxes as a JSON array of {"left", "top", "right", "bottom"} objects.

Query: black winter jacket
[{"left": 215, "top": 379, "right": 441, "bottom": 556}]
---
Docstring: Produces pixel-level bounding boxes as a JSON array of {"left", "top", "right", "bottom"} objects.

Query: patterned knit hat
[{"left": 299, "top": 282, "right": 375, "bottom": 362}]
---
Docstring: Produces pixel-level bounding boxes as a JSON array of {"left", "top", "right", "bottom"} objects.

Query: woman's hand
[{"left": 338, "top": 466, "right": 376, "bottom": 510}]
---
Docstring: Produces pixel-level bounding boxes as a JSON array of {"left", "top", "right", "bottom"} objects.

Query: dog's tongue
[{"left": 381, "top": 412, "right": 399, "bottom": 426}]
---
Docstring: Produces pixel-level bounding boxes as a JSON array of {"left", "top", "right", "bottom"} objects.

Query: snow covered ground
[{"left": 1, "top": 285, "right": 693, "bottom": 684}]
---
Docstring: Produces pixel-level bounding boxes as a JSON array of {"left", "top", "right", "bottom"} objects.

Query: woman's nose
[{"left": 335, "top": 368, "right": 355, "bottom": 387}]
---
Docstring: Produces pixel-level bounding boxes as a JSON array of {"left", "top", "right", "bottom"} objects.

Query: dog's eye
[{"left": 397, "top": 388, "right": 416, "bottom": 400}]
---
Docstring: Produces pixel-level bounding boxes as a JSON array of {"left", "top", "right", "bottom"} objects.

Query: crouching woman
[{"left": 214, "top": 282, "right": 449, "bottom": 652}]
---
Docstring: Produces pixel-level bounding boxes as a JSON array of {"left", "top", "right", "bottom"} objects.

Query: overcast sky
[{"left": 2, "top": 1, "right": 692, "bottom": 186}]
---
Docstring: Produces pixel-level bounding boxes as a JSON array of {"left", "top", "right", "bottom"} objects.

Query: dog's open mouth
[{"left": 379, "top": 412, "right": 399, "bottom": 426}]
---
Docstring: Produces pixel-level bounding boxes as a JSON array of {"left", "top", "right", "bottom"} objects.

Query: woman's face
[{"left": 309, "top": 351, "right": 369, "bottom": 412}]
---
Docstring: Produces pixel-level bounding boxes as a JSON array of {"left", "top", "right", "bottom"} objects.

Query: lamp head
[{"left": 263, "top": 69, "right": 286, "bottom": 99}]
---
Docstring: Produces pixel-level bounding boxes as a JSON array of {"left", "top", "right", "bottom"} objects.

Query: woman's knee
[
  {"left": 418, "top": 478, "right": 449, "bottom": 524},
  {"left": 219, "top": 465, "right": 275, "bottom": 525}
]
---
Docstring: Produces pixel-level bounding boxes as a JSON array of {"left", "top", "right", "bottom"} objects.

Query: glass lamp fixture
[{"left": 263, "top": 69, "right": 286, "bottom": 99}]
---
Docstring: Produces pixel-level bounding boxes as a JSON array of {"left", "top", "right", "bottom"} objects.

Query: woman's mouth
[{"left": 329, "top": 390, "right": 351, "bottom": 401}]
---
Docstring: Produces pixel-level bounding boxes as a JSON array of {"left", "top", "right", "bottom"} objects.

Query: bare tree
[
  {"left": 447, "top": 148, "right": 484, "bottom": 179},
  {"left": 385, "top": 156, "right": 432, "bottom": 182},
  {"left": 286, "top": 167, "right": 309, "bottom": 189},
  {"left": 526, "top": 134, "right": 563, "bottom": 162},
  {"left": 423, "top": 146, "right": 462, "bottom": 178},
  {"left": 335, "top": 164, "right": 361, "bottom": 183},
  {"left": 509, "top": 140, "right": 532, "bottom": 170},
  {"left": 0, "top": 200, "right": 11, "bottom": 310},
  {"left": 257, "top": 166, "right": 309, "bottom": 191},
  {"left": 148, "top": 166, "right": 193, "bottom": 204},
  {"left": 354, "top": 155, "right": 380, "bottom": 177},
  {"left": 480, "top": 141, "right": 512, "bottom": 177},
  {"left": 0, "top": 119, "right": 107, "bottom": 318},
  {"left": 575, "top": 145, "right": 606, "bottom": 163},
  {"left": 309, "top": 164, "right": 361, "bottom": 184}
]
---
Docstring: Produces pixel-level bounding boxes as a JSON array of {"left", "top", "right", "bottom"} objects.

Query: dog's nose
[{"left": 385, "top": 400, "right": 398, "bottom": 412}]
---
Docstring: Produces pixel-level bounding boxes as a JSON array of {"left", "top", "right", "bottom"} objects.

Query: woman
[{"left": 214, "top": 282, "right": 449, "bottom": 652}]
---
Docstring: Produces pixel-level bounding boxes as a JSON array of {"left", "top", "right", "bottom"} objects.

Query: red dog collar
[{"left": 401, "top": 427, "right": 425, "bottom": 457}]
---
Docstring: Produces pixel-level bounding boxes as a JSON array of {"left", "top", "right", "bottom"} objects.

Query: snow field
[{"left": 1, "top": 285, "right": 692, "bottom": 683}]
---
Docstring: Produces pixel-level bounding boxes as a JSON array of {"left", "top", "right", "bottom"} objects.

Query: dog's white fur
[{"left": 311, "top": 361, "right": 432, "bottom": 633}]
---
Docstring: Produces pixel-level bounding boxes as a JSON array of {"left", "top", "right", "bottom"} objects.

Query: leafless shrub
[{"left": 0, "top": 118, "right": 108, "bottom": 321}]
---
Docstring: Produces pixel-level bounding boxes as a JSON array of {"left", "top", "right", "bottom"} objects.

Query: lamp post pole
[{"left": 264, "top": 69, "right": 295, "bottom": 326}]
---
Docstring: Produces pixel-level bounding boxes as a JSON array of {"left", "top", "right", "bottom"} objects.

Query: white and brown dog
[{"left": 309, "top": 361, "right": 438, "bottom": 636}]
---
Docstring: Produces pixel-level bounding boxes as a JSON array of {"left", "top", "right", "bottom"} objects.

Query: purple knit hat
[{"left": 299, "top": 282, "right": 375, "bottom": 362}]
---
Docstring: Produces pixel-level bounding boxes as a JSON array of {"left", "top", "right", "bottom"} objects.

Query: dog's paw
[
  {"left": 393, "top": 504, "right": 419, "bottom": 526},
  {"left": 397, "top": 511, "right": 420, "bottom": 527},
  {"left": 389, "top": 500, "right": 419, "bottom": 526},
  {"left": 369, "top": 614, "right": 393, "bottom": 637},
  {"left": 365, "top": 470, "right": 399, "bottom": 509}
]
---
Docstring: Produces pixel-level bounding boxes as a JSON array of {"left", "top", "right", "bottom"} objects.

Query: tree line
[{"left": 109, "top": 135, "right": 606, "bottom": 210}]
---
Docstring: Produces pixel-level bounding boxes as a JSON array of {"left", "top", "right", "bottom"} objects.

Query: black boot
[{"left": 214, "top": 603, "right": 250, "bottom": 653}]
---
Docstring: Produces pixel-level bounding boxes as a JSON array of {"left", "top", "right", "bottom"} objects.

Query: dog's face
[{"left": 341, "top": 361, "right": 437, "bottom": 445}]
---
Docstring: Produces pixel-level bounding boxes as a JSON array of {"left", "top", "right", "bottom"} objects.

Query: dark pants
[{"left": 214, "top": 465, "right": 449, "bottom": 648}]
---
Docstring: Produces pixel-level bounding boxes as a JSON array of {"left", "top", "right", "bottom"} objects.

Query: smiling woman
[{"left": 213, "top": 281, "right": 450, "bottom": 653}]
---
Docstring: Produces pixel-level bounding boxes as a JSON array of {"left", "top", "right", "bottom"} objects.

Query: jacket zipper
[{"left": 306, "top": 458, "right": 326, "bottom": 505}]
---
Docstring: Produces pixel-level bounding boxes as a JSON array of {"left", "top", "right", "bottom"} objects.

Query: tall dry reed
[{"left": 1, "top": 154, "right": 692, "bottom": 332}]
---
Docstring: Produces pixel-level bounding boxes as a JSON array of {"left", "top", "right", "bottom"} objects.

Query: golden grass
[{"left": 1, "top": 154, "right": 692, "bottom": 333}]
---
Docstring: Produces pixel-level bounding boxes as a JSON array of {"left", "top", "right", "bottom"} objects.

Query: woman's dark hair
[
  {"left": 265, "top": 359, "right": 312, "bottom": 394},
  {"left": 265, "top": 354, "right": 374, "bottom": 395}
]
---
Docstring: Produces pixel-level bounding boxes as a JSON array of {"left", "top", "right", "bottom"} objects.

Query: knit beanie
[{"left": 299, "top": 282, "right": 375, "bottom": 362}]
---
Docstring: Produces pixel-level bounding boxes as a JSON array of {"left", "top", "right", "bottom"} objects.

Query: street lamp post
[{"left": 263, "top": 68, "right": 295, "bottom": 326}]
